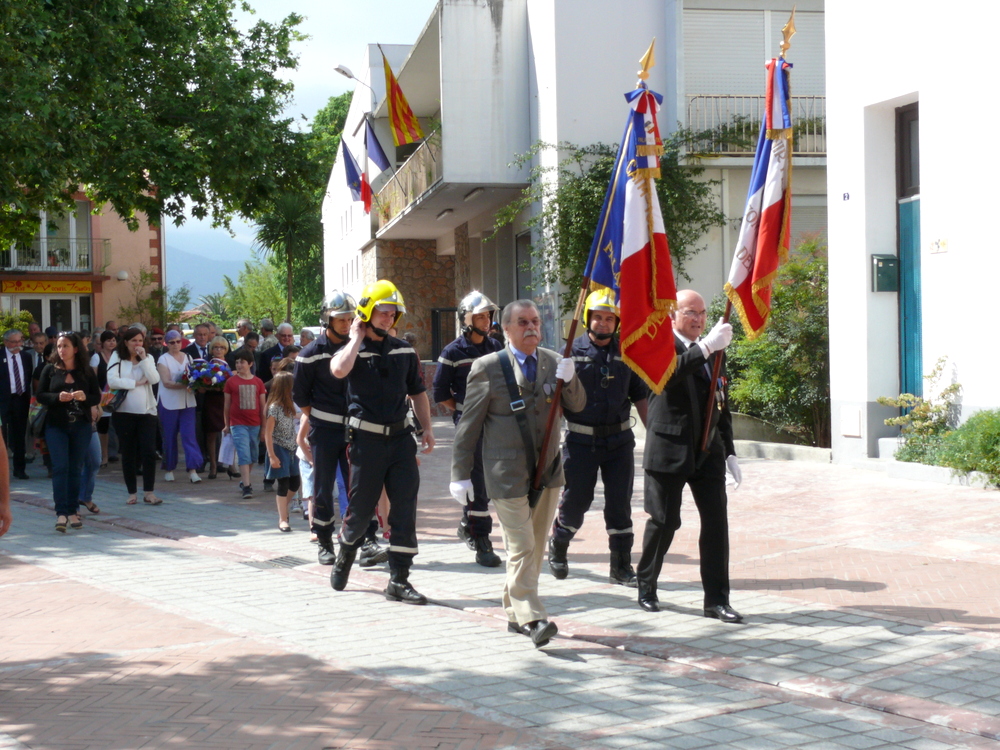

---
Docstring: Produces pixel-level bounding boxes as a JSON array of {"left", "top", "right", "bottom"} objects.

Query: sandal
[
  {"left": 126, "top": 495, "right": 138, "bottom": 505},
  {"left": 82, "top": 501, "right": 100, "bottom": 514},
  {"left": 278, "top": 522, "right": 292, "bottom": 533},
  {"left": 69, "top": 514, "right": 83, "bottom": 529},
  {"left": 143, "top": 494, "right": 162, "bottom": 505},
  {"left": 55, "top": 515, "right": 68, "bottom": 533}
]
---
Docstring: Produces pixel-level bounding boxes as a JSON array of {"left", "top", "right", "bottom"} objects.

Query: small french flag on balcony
[{"left": 342, "top": 141, "right": 371, "bottom": 214}]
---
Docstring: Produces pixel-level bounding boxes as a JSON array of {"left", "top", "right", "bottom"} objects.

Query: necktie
[
  {"left": 524, "top": 355, "right": 536, "bottom": 383},
  {"left": 13, "top": 356, "right": 23, "bottom": 395}
]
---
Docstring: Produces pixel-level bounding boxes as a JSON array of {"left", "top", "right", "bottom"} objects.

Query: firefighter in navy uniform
[
  {"left": 293, "top": 291, "right": 388, "bottom": 567},
  {"left": 329, "top": 280, "right": 435, "bottom": 604},
  {"left": 433, "top": 291, "right": 504, "bottom": 568},
  {"left": 548, "top": 289, "right": 649, "bottom": 586}
]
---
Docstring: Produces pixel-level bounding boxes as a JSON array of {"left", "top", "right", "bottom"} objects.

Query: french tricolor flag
[
  {"left": 342, "top": 140, "right": 371, "bottom": 214},
  {"left": 725, "top": 57, "right": 793, "bottom": 339},
  {"left": 585, "top": 84, "right": 678, "bottom": 394}
]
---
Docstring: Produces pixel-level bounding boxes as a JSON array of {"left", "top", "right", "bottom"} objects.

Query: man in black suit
[
  {"left": 257, "top": 323, "right": 295, "bottom": 384},
  {"left": 1, "top": 329, "right": 34, "bottom": 480},
  {"left": 183, "top": 323, "right": 212, "bottom": 361},
  {"left": 636, "top": 289, "right": 744, "bottom": 622}
]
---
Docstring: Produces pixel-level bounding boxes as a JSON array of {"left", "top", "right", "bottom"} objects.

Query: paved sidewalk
[{"left": 3, "top": 417, "right": 1000, "bottom": 749}]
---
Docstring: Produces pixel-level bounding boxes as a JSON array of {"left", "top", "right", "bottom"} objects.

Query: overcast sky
[{"left": 165, "top": 0, "right": 438, "bottom": 297}]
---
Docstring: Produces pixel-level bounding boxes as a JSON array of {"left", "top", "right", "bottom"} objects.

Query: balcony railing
[
  {"left": 376, "top": 131, "right": 442, "bottom": 231},
  {"left": 685, "top": 95, "right": 826, "bottom": 156},
  {"left": 1, "top": 237, "right": 109, "bottom": 272}
]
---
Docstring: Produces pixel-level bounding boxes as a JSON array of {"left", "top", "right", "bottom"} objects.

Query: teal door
[{"left": 898, "top": 197, "right": 921, "bottom": 396}]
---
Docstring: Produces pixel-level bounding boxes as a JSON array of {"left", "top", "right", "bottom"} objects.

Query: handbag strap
[{"left": 497, "top": 349, "right": 537, "bottom": 484}]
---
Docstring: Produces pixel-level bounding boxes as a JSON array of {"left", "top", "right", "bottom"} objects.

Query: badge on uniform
[{"left": 542, "top": 382, "right": 553, "bottom": 402}]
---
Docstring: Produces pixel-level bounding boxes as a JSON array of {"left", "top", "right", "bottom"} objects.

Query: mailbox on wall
[{"left": 871, "top": 254, "right": 899, "bottom": 292}]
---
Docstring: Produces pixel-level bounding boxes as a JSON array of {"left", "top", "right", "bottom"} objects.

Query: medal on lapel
[{"left": 543, "top": 382, "right": 553, "bottom": 403}]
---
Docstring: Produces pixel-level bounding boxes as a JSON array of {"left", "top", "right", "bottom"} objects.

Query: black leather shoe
[
  {"left": 13, "top": 472, "right": 29, "bottom": 480},
  {"left": 609, "top": 549, "right": 638, "bottom": 588},
  {"left": 316, "top": 531, "right": 336, "bottom": 566},
  {"left": 330, "top": 546, "right": 357, "bottom": 591},
  {"left": 548, "top": 537, "right": 569, "bottom": 580},
  {"left": 384, "top": 578, "right": 427, "bottom": 605},
  {"left": 358, "top": 538, "right": 388, "bottom": 567},
  {"left": 526, "top": 619, "right": 558, "bottom": 648},
  {"left": 473, "top": 536, "right": 502, "bottom": 567},
  {"left": 638, "top": 586, "right": 660, "bottom": 612},
  {"left": 704, "top": 604, "right": 744, "bottom": 623},
  {"left": 456, "top": 518, "right": 476, "bottom": 551},
  {"left": 506, "top": 621, "right": 527, "bottom": 635}
]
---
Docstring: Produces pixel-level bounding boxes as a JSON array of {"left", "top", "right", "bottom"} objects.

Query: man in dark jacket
[{"left": 636, "top": 289, "right": 744, "bottom": 622}]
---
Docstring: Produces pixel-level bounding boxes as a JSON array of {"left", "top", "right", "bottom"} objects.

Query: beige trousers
[{"left": 493, "top": 486, "right": 561, "bottom": 626}]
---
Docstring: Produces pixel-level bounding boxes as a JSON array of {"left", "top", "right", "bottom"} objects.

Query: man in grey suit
[{"left": 451, "top": 300, "right": 585, "bottom": 647}]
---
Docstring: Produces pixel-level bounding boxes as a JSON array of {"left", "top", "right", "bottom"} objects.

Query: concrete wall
[{"left": 826, "top": 2, "right": 997, "bottom": 462}]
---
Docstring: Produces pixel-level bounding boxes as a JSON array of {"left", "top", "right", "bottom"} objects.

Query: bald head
[{"left": 672, "top": 289, "right": 708, "bottom": 340}]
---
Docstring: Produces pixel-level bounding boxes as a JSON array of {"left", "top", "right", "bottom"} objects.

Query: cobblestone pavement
[{"left": 3, "top": 417, "right": 1000, "bottom": 749}]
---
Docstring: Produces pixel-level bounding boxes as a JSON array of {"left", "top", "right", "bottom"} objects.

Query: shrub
[
  {"left": 876, "top": 357, "right": 961, "bottom": 465},
  {"left": 938, "top": 409, "right": 1000, "bottom": 487}
]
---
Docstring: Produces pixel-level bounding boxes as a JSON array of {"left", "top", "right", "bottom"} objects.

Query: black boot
[
  {"left": 358, "top": 531, "right": 388, "bottom": 567},
  {"left": 330, "top": 545, "right": 357, "bottom": 591},
  {"left": 384, "top": 567, "right": 427, "bottom": 605},
  {"left": 315, "top": 527, "right": 336, "bottom": 566},
  {"left": 473, "top": 535, "right": 502, "bottom": 567},
  {"left": 456, "top": 517, "right": 476, "bottom": 550},
  {"left": 609, "top": 548, "right": 638, "bottom": 588},
  {"left": 548, "top": 537, "right": 569, "bottom": 580}
]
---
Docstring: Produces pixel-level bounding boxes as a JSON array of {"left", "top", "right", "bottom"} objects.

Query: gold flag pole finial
[
  {"left": 637, "top": 38, "right": 656, "bottom": 81},
  {"left": 779, "top": 7, "right": 797, "bottom": 58}
]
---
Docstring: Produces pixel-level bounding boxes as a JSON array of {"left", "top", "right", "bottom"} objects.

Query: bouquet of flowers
[{"left": 182, "top": 359, "right": 232, "bottom": 392}]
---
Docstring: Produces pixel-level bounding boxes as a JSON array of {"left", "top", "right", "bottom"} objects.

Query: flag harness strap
[{"left": 497, "top": 349, "right": 542, "bottom": 508}]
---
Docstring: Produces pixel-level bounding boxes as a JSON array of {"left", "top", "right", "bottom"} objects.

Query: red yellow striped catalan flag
[{"left": 383, "top": 54, "right": 424, "bottom": 147}]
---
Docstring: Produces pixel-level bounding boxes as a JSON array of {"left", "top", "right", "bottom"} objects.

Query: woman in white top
[
  {"left": 156, "top": 330, "right": 204, "bottom": 483},
  {"left": 107, "top": 326, "right": 161, "bottom": 505}
]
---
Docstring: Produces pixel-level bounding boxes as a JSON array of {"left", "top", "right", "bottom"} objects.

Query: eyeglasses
[
  {"left": 600, "top": 365, "right": 615, "bottom": 389},
  {"left": 167, "top": 339, "right": 183, "bottom": 344},
  {"left": 678, "top": 310, "right": 707, "bottom": 319}
]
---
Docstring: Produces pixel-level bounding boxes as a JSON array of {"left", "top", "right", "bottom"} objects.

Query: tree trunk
[{"left": 286, "top": 249, "right": 293, "bottom": 324}]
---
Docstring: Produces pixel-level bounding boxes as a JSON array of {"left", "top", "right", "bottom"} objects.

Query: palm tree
[
  {"left": 199, "top": 292, "right": 228, "bottom": 322},
  {"left": 253, "top": 192, "right": 323, "bottom": 324}
]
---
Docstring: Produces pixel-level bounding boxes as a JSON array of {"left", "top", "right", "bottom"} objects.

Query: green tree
[
  {"left": 253, "top": 192, "right": 323, "bottom": 324},
  {"left": 493, "top": 131, "right": 733, "bottom": 313},
  {"left": 198, "top": 293, "right": 230, "bottom": 325},
  {"left": 117, "top": 267, "right": 192, "bottom": 329},
  {"left": 0, "top": 310, "right": 34, "bottom": 337},
  {"left": 716, "top": 237, "right": 831, "bottom": 447},
  {"left": 222, "top": 257, "right": 286, "bottom": 326},
  {"left": 0, "top": 0, "right": 311, "bottom": 245},
  {"left": 309, "top": 91, "right": 354, "bottom": 190}
]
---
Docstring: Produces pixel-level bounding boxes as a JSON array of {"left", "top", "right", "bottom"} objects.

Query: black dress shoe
[
  {"left": 330, "top": 546, "right": 357, "bottom": 591},
  {"left": 506, "top": 621, "right": 527, "bottom": 635},
  {"left": 384, "top": 579, "right": 427, "bottom": 605},
  {"left": 704, "top": 604, "right": 744, "bottom": 623},
  {"left": 638, "top": 586, "right": 660, "bottom": 612},
  {"left": 13, "top": 472, "right": 29, "bottom": 480},
  {"left": 526, "top": 619, "right": 558, "bottom": 647}
]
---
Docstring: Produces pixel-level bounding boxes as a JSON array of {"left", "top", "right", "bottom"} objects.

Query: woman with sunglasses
[
  {"left": 107, "top": 326, "right": 161, "bottom": 505},
  {"left": 156, "top": 330, "right": 203, "bottom": 483},
  {"left": 35, "top": 332, "right": 101, "bottom": 532}
]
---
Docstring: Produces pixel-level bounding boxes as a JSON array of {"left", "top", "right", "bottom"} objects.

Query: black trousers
[
  {"left": 340, "top": 431, "right": 419, "bottom": 569},
  {"left": 112, "top": 412, "right": 159, "bottom": 493},
  {"left": 552, "top": 438, "right": 635, "bottom": 551},
  {"left": 309, "top": 420, "right": 349, "bottom": 533},
  {"left": 463, "top": 431, "right": 494, "bottom": 537},
  {"left": 636, "top": 448, "right": 730, "bottom": 608},
  {"left": 2, "top": 392, "right": 30, "bottom": 473}
]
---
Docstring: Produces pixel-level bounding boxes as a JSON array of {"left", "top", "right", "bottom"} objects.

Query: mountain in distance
[{"left": 163, "top": 244, "right": 253, "bottom": 302}]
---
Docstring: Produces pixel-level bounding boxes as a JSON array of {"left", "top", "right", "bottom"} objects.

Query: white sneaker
[
  {"left": 164, "top": 472, "right": 175, "bottom": 482},
  {"left": 189, "top": 471, "right": 202, "bottom": 483}
]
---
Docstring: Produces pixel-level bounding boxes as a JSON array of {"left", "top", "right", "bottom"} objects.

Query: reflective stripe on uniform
[
  {"left": 467, "top": 509, "right": 492, "bottom": 517},
  {"left": 311, "top": 407, "right": 346, "bottom": 424},
  {"left": 565, "top": 421, "right": 630, "bottom": 436},
  {"left": 388, "top": 544, "right": 419, "bottom": 554},
  {"left": 607, "top": 526, "right": 634, "bottom": 535},
  {"left": 297, "top": 351, "right": 333, "bottom": 365}
]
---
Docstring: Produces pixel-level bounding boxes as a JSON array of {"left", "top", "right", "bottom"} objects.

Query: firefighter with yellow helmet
[
  {"left": 547, "top": 288, "right": 650, "bottom": 586},
  {"left": 329, "top": 280, "right": 435, "bottom": 604}
]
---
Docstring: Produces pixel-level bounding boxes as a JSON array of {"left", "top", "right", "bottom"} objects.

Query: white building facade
[
  {"left": 322, "top": 0, "right": 826, "bottom": 360},
  {"left": 826, "top": 3, "right": 997, "bottom": 461}
]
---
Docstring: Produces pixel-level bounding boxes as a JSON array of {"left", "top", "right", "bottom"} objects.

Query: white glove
[
  {"left": 555, "top": 357, "right": 575, "bottom": 383},
  {"left": 726, "top": 455, "right": 742, "bottom": 490},
  {"left": 449, "top": 479, "right": 473, "bottom": 505},
  {"left": 701, "top": 319, "right": 733, "bottom": 354}
]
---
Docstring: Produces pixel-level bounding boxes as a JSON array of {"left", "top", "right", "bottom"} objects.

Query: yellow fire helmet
[
  {"left": 584, "top": 288, "right": 620, "bottom": 339},
  {"left": 356, "top": 279, "right": 406, "bottom": 331}
]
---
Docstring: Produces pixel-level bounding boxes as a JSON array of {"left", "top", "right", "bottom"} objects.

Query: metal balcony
[
  {"left": 375, "top": 132, "right": 442, "bottom": 231},
  {"left": 685, "top": 95, "right": 826, "bottom": 156},
  {"left": 1, "top": 237, "right": 109, "bottom": 272}
]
